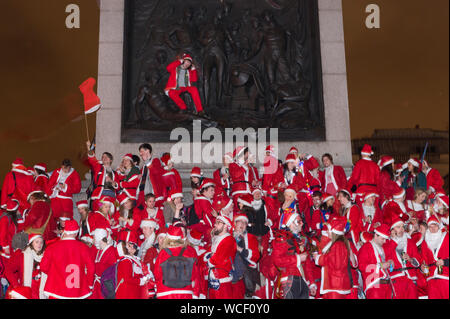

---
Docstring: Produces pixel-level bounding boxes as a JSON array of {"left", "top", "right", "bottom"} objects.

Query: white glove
[{"left": 139, "top": 274, "right": 152, "bottom": 286}]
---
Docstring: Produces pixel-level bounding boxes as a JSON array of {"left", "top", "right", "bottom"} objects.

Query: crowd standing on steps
[{"left": 0, "top": 142, "right": 448, "bottom": 299}]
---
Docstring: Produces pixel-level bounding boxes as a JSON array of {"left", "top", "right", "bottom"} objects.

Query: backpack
[
  {"left": 184, "top": 204, "right": 200, "bottom": 226},
  {"left": 100, "top": 262, "right": 120, "bottom": 299},
  {"left": 160, "top": 247, "right": 195, "bottom": 288}
]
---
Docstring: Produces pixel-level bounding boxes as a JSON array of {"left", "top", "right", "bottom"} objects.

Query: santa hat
[
  {"left": 12, "top": 158, "right": 24, "bottom": 168},
  {"left": 27, "top": 167, "right": 35, "bottom": 175},
  {"left": 374, "top": 224, "right": 390, "bottom": 239},
  {"left": 140, "top": 218, "right": 159, "bottom": 230},
  {"left": 285, "top": 153, "right": 297, "bottom": 164},
  {"left": 99, "top": 196, "right": 115, "bottom": 213},
  {"left": 392, "top": 188, "right": 406, "bottom": 200},
  {"left": 265, "top": 145, "right": 275, "bottom": 154},
  {"left": 33, "top": 163, "right": 47, "bottom": 172},
  {"left": 76, "top": 200, "right": 89, "bottom": 209},
  {"left": 289, "top": 146, "right": 298, "bottom": 154},
  {"left": 394, "top": 163, "right": 405, "bottom": 175},
  {"left": 167, "top": 225, "right": 185, "bottom": 240},
  {"left": 284, "top": 186, "right": 297, "bottom": 198},
  {"left": 390, "top": 216, "right": 404, "bottom": 230},
  {"left": 182, "top": 53, "right": 193, "bottom": 62},
  {"left": 361, "top": 144, "right": 374, "bottom": 156},
  {"left": 187, "top": 229, "right": 203, "bottom": 246},
  {"left": 199, "top": 178, "right": 215, "bottom": 191},
  {"left": 116, "top": 193, "right": 130, "bottom": 206},
  {"left": 233, "top": 213, "right": 249, "bottom": 225},
  {"left": 281, "top": 211, "right": 300, "bottom": 228},
  {"left": 224, "top": 152, "right": 234, "bottom": 162},
  {"left": 59, "top": 211, "right": 72, "bottom": 221},
  {"left": 408, "top": 158, "right": 420, "bottom": 168},
  {"left": 237, "top": 194, "right": 253, "bottom": 208},
  {"left": 168, "top": 189, "right": 183, "bottom": 201},
  {"left": 28, "top": 233, "right": 42, "bottom": 245},
  {"left": 330, "top": 217, "right": 346, "bottom": 235},
  {"left": 427, "top": 215, "right": 440, "bottom": 227},
  {"left": 93, "top": 228, "right": 108, "bottom": 243},
  {"left": 216, "top": 215, "right": 233, "bottom": 232},
  {"left": 63, "top": 220, "right": 80, "bottom": 236},
  {"left": 322, "top": 193, "right": 334, "bottom": 203},
  {"left": 80, "top": 234, "right": 94, "bottom": 245},
  {"left": 233, "top": 146, "right": 247, "bottom": 159},
  {"left": 364, "top": 192, "right": 378, "bottom": 201},
  {"left": 118, "top": 230, "right": 138, "bottom": 245},
  {"left": 79, "top": 77, "right": 102, "bottom": 114},
  {"left": 377, "top": 155, "right": 394, "bottom": 169},
  {"left": 122, "top": 153, "right": 133, "bottom": 162},
  {"left": 305, "top": 156, "right": 320, "bottom": 171},
  {"left": 27, "top": 190, "right": 45, "bottom": 202},
  {"left": 339, "top": 188, "right": 352, "bottom": 199},
  {"left": 437, "top": 194, "right": 449, "bottom": 209},
  {"left": 411, "top": 232, "right": 424, "bottom": 247},
  {"left": 6, "top": 199, "right": 19, "bottom": 211},
  {"left": 252, "top": 187, "right": 263, "bottom": 196},
  {"left": 190, "top": 167, "right": 203, "bottom": 178},
  {"left": 160, "top": 153, "right": 172, "bottom": 167},
  {"left": 360, "top": 231, "right": 374, "bottom": 244},
  {"left": 7, "top": 286, "right": 32, "bottom": 299},
  {"left": 213, "top": 195, "right": 233, "bottom": 212}
]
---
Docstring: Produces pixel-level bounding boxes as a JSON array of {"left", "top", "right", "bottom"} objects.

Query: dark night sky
[{"left": 0, "top": 0, "right": 448, "bottom": 181}]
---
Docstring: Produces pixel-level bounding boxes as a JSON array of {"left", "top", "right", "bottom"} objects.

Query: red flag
[{"left": 79, "top": 77, "right": 101, "bottom": 114}]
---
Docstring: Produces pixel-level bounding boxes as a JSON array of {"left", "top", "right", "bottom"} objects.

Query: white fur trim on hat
[
  {"left": 331, "top": 229, "right": 345, "bottom": 236},
  {"left": 237, "top": 197, "right": 253, "bottom": 208},
  {"left": 28, "top": 234, "right": 42, "bottom": 244},
  {"left": 81, "top": 235, "right": 93, "bottom": 244},
  {"left": 390, "top": 220, "right": 404, "bottom": 230},
  {"left": 234, "top": 215, "right": 249, "bottom": 224},
  {"left": 223, "top": 199, "right": 233, "bottom": 210},
  {"left": 201, "top": 182, "right": 215, "bottom": 190},
  {"left": 374, "top": 229, "right": 389, "bottom": 240},
  {"left": 140, "top": 219, "right": 159, "bottom": 230},
  {"left": 408, "top": 158, "right": 420, "bottom": 167},
  {"left": 216, "top": 215, "right": 232, "bottom": 229},
  {"left": 170, "top": 193, "right": 184, "bottom": 200},
  {"left": 77, "top": 202, "right": 89, "bottom": 209},
  {"left": 364, "top": 193, "right": 378, "bottom": 201},
  {"left": 187, "top": 233, "right": 202, "bottom": 246},
  {"left": 63, "top": 230, "right": 79, "bottom": 236},
  {"left": 167, "top": 233, "right": 183, "bottom": 240},
  {"left": 393, "top": 189, "right": 406, "bottom": 199}
]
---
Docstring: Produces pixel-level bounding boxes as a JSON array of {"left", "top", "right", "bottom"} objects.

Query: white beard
[
  {"left": 394, "top": 233, "right": 408, "bottom": 253},
  {"left": 310, "top": 170, "right": 318, "bottom": 179},
  {"left": 363, "top": 205, "right": 375, "bottom": 218},
  {"left": 138, "top": 232, "right": 155, "bottom": 258},
  {"left": 425, "top": 230, "right": 443, "bottom": 252},
  {"left": 252, "top": 199, "right": 263, "bottom": 211}
]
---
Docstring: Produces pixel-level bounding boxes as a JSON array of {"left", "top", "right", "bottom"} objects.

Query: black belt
[
  {"left": 358, "top": 183, "right": 376, "bottom": 187},
  {"left": 310, "top": 185, "right": 320, "bottom": 190},
  {"left": 379, "top": 279, "right": 391, "bottom": 284},
  {"left": 234, "top": 181, "right": 250, "bottom": 184},
  {"left": 392, "top": 267, "right": 417, "bottom": 272},
  {"left": 266, "top": 194, "right": 277, "bottom": 200}
]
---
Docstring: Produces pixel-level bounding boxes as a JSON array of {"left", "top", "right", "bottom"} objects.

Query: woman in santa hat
[
  {"left": 4, "top": 233, "right": 45, "bottom": 299},
  {"left": 213, "top": 153, "right": 233, "bottom": 198},
  {"left": 91, "top": 228, "right": 118, "bottom": 299},
  {"left": 401, "top": 158, "right": 427, "bottom": 201},
  {"left": 377, "top": 155, "right": 399, "bottom": 204},
  {"left": 190, "top": 166, "right": 204, "bottom": 199},
  {"left": 406, "top": 188, "right": 429, "bottom": 224},
  {"left": 115, "top": 193, "right": 141, "bottom": 234},
  {"left": 278, "top": 187, "right": 300, "bottom": 230},
  {"left": 160, "top": 152, "right": 183, "bottom": 201},
  {"left": 115, "top": 153, "right": 141, "bottom": 201},
  {"left": 115, "top": 230, "right": 152, "bottom": 299},
  {"left": 33, "top": 163, "right": 49, "bottom": 193},
  {"left": 313, "top": 217, "right": 355, "bottom": 299}
]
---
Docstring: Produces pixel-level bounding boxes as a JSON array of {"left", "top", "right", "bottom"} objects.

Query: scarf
[{"left": 23, "top": 247, "right": 43, "bottom": 287}]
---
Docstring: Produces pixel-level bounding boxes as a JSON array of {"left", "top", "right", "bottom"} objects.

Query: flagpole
[{"left": 84, "top": 111, "right": 90, "bottom": 142}]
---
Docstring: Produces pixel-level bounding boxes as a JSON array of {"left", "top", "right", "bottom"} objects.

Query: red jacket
[
  {"left": 194, "top": 196, "right": 216, "bottom": 229},
  {"left": 213, "top": 168, "right": 232, "bottom": 197},
  {"left": 239, "top": 232, "right": 260, "bottom": 269},
  {"left": 0, "top": 212, "right": 18, "bottom": 259},
  {"left": 342, "top": 204, "right": 364, "bottom": 252},
  {"left": 117, "top": 167, "right": 140, "bottom": 200},
  {"left": 46, "top": 168, "right": 81, "bottom": 201},
  {"left": 164, "top": 59, "right": 199, "bottom": 94},
  {"left": 425, "top": 168, "right": 444, "bottom": 194},
  {"left": 316, "top": 240, "right": 352, "bottom": 295},
  {"left": 137, "top": 157, "right": 165, "bottom": 205},
  {"left": 115, "top": 255, "right": 146, "bottom": 299},
  {"left": 20, "top": 200, "right": 54, "bottom": 242},
  {"left": 206, "top": 233, "right": 237, "bottom": 281},
  {"left": 319, "top": 165, "right": 347, "bottom": 195},
  {"left": 1, "top": 166, "right": 34, "bottom": 210},
  {"left": 382, "top": 200, "right": 411, "bottom": 226},
  {"left": 347, "top": 158, "right": 380, "bottom": 194},
  {"left": 92, "top": 245, "right": 118, "bottom": 299},
  {"left": 384, "top": 237, "right": 423, "bottom": 282},
  {"left": 154, "top": 245, "right": 201, "bottom": 299},
  {"left": 229, "top": 162, "right": 252, "bottom": 197},
  {"left": 87, "top": 154, "right": 120, "bottom": 200},
  {"left": 161, "top": 168, "right": 183, "bottom": 200},
  {"left": 40, "top": 238, "right": 95, "bottom": 299},
  {"left": 377, "top": 170, "right": 400, "bottom": 203},
  {"left": 87, "top": 211, "right": 113, "bottom": 235},
  {"left": 420, "top": 231, "right": 449, "bottom": 281},
  {"left": 262, "top": 156, "right": 283, "bottom": 194},
  {"left": 358, "top": 204, "right": 383, "bottom": 232},
  {"left": 34, "top": 174, "right": 49, "bottom": 193},
  {"left": 357, "top": 241, "right": 389, "bottom": 293}
]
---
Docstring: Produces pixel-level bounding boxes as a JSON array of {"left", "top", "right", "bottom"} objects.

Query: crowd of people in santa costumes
[{"left": 0, "top": 141, "right": 448, "bottom": 299}]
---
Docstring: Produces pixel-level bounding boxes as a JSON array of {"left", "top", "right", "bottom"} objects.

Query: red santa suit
[
  {"left": 193, "top": 196, "right": 216, "bottom": 242},
  {"left": 164, "top": 57, "right": 203, "bottom": 112},
  {"left": 383, "top": 234, "right": 422, "bottom": 299},
  {"left": 359, "top": 203, "right": 384, "bottom": 232},
  {"left": 424, "top": 166, "right": 444, "bottom": 194},
  {"left": 229, "top": 162, "right": 252, "bottom": 198},
  {"left": 20, "top": 200, "right": 54, "bottom": 241},
  {"left": 40, "top": 237, "right": 95, "bottom": 299},
  {"left": 206, "top": 232, "right": 237, "bottom": 299},
  {"left": 87, "top": 153, "right": 120, "bottom": 200},
  {"left": 357, "top": 240, "right": 392, "bottom": 299},
  {"left": 115, "top": 255, "right": 147, "bottom": 299},
  {"left": 213, "top": 167, "right": 232, "bottom": 198},
  {"left": 136, "top": 157, "right": 165, "bottom": 207},
  {"left": 34, "top": 174, "right": 49, "bottom": 193},
  {"left": 0, "top": 211, "right": 18, "bottom": 260},
  {"left": 347, "top": 158, "right": 380, "bottom": 196},
  {"left": 91, "top": 244, "right": 118, "bottom": 299},
  {"left": 3, "top": 244, "right": 43, "bottom": 299},
  {"left": 161, "top": 169, "right": 182, "bottom": 201},
  {"left": 319, "top": 165, "right": 347, "bottom": 196},
  {"left": 378, "top": 170, "right": 400, "bottom": 203},
  {"left": 46, "top": 168, "right": 81, "bottom": 220},
  {"left": 232, "top": 231, "right": 260, "bottom": 299},
  {"left": 137, "top": 205, "right": 165, "bottom": 231},
  {"left": 1, "top": 164, "right": 34, "bottom": 211},
  {"left": 315, "top": 240, "right": 352, "bottom": 298},
  {"left": 420, "top": 229, "right": 449, "bottom": 299},
  {"left": 88, "top": 211, "right": 113, "bottom": 235},
  {"left": 117, "top": 167, "right": 140, "bottom": 200},
  {"left": 153, "top": 245, "right": 201, "bottom": 299},
  {"left": 406, "top": 200, "right": 427, "bottom": 223},
  {"left": 342, "top": 203, "right": 364, "bottom": 252}
]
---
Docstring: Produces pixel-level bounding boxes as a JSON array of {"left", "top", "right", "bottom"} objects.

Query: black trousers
[{"left": 285, "top": 276, "right": 310, "bottom": 299}]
